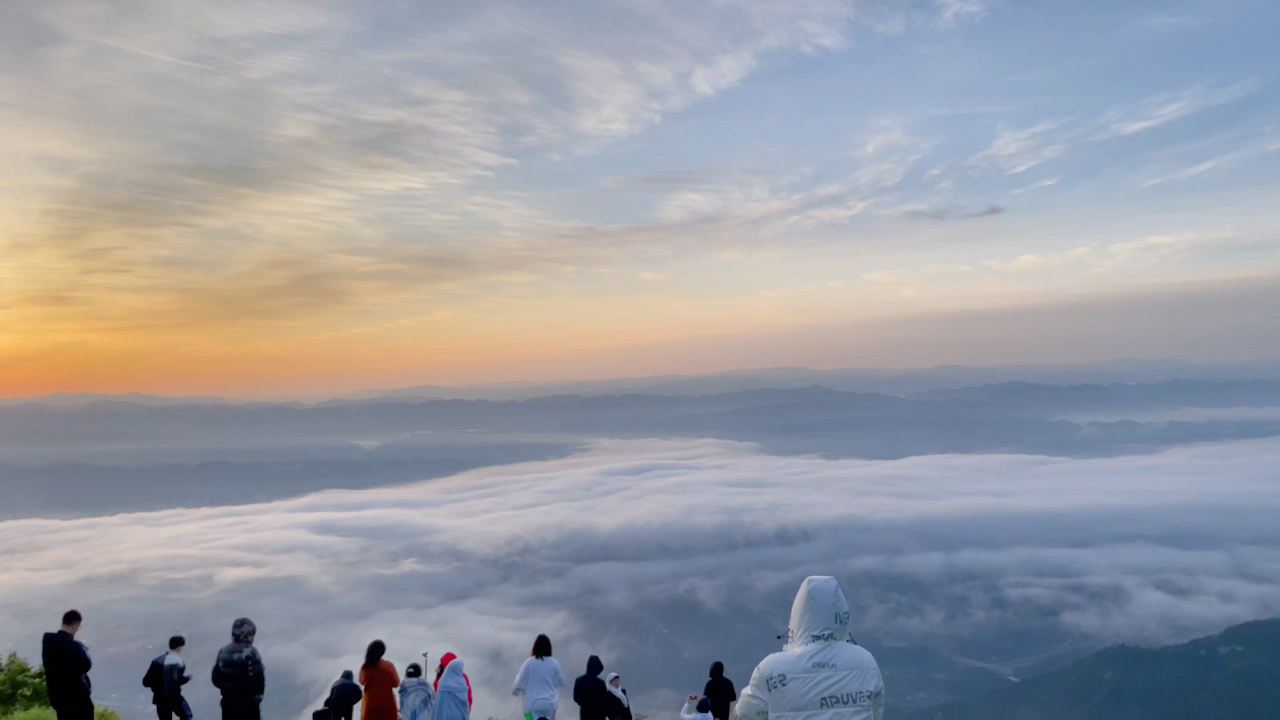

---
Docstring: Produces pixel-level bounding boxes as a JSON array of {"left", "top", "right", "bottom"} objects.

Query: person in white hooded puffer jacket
[{"left": 734, "top": 577, "right": 884, "bottom": 720}]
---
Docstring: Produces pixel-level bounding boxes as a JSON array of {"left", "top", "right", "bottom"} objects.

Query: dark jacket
[
  {"left": 42, "top": 630, "right": 92, "bottom": 709},
  {"left": 144, "top": 652, "right": 191, "bottom": 705},
  {"left": 604, "top": 688, "right": 631, "bottom": 720},
  {"left": 572, "top": 656, "right": 608, "bottom": 720},
  {"left": 325, "top": 673, "right": 363, "bottom": 720},
  {"left": 212, "top": 618, "right": 265, "bottom": 703},
  {"left": 703, "top": 662, "right": 736, "bottom": 720}
]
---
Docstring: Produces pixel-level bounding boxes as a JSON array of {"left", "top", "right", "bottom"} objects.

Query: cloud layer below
[{"left": 6, "top": 437, "right": 1280, "bottom": 718}]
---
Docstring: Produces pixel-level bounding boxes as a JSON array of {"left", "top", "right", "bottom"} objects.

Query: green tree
[{"left": 0, "top": 653, "right": 47, "bottom": 717}]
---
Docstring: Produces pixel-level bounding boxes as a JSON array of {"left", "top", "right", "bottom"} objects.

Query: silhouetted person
[
  {"left": 145, "top": 636, "right": 193, "bottom": 720},
  {"left": 703, "top": 662, "right": 736, "bottom": 720},
  {"left": 573, "top": 656, "right": 608, "bottom": 720},
  {"left": 513, "top": 634, "right": 567, "bottom": 720},
  {"left": 325, "top": 670, "right": 363, "bottom": 720},
  {"left": 212, "top": 617, "right": 265, "bottom": 720},
  {"left": 735, "top": 577, "right": 884, "bottom": 720},
  {"left": 43, "top": 610, "right": 93, "bottom": 720}
]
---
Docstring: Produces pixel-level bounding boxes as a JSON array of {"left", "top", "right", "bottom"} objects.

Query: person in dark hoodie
[
  {"left": 212, "top": 617, "right": 265, "bottom": 720},
  {"left": 324, "top": 670, "right": 363, "bottom": 720},
  {"left": 703, "top": 662, "right": 736, "bottom": 720},
  {"left": 42, "top": 610, "right": 93, "bottom": 720},
  {"left": 572, "top": 656, "right": 608, "bottom": 720}
]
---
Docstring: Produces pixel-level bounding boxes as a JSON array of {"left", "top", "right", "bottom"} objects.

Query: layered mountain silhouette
[{"left": 902, "top": 618, "right": 1280, "bottom": 719}]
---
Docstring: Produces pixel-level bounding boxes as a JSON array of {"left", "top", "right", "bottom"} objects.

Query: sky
[
  {"left": 6, "top": 437, "right": 1280, "bottom": 720},
  {"left": 2, "top": 0, "right": 1279, "bottom": 397}
]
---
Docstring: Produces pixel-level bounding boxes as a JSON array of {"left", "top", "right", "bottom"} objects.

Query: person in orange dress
[{"left": 358, "top": 640, "right": 400, "bottom": 720}]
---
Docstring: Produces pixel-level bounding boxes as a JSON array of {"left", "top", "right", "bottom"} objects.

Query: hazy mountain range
[
  {"left": 902, "top": 617, "right": 1280, "bottom": 719},
  {"left": 4, "top": 373, "right": 1280, "bottom": 519}
]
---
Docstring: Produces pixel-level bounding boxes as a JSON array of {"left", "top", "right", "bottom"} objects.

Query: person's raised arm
[{"left": 681, "top": 696, "right": 699, "bottom": 720}]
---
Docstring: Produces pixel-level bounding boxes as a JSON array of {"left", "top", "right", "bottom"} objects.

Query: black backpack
[{"left": 142, "top": 656, "right": 165, "bottom": 690}]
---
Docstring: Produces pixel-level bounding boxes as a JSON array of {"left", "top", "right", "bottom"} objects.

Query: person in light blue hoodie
[
  {"left": 399, "top": 663, "right": 435, "bottom": 720},
  {"left": 433, "top": 657, "right": 470, "bottom": 720}
]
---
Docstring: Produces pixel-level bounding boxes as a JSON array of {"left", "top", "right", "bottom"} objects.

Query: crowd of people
[{"left": 40, "top": 576, "right": 885, "bottom": 720}]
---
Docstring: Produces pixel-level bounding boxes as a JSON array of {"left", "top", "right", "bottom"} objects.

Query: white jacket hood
[
  {"left": 785, "top": 576, "right": 852, "bottom": 650},
  {"left": 735, "top": 576, "right": 884, "bottom": 720}
]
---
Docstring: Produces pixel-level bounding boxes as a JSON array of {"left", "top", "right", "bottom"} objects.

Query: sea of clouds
[{"left": 4, "top": 437, "right": 1280, "bottom": 719}]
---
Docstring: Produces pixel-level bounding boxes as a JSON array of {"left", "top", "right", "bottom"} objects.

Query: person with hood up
[
  {"left": 433, "top": 653, "right": 472, "bottom": 708},
  {"left": 512, "top": 634, "right": 567, "bottom": 720},
  {"left": 733, "top": 577, "right": 884, "bottom": 720},
  {"left": 398, "top": 663, "right": 435, "bottom": 720},
  {"left": 682, "top": 696, "right": 713, "bottom": 720},
  {"left": 604, "top": 674, "right": 631, "bottom": 720},
  {"left": 358, "top": 640, "right": 399, "bottom": 720},
  {"left": 43, "top": 610, "right": 93, "bottom": 720},
  {"left": 212, "top": 617, "right": 265, "bottom": 720},
  {"left": 572, "top": 656, "right": 608, "bottom": 720},
  {"left": 703, "top": 663, "right": 736, "bottom": 720},
  {"left": 433, "top": 657, "right": 471, "bottom": 720},
  {"left": 325, "top": 670, "right": 363, "bottom": 720}
]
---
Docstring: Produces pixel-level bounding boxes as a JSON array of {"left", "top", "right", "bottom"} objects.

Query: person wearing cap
[
  {"left": 734, "top": 577, "right": 884, "bottom": 720},
  {"left": 399, "top": 663, "right": 436, "bottom": 720}
]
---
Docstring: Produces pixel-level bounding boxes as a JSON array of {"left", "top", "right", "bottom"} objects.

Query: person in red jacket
[{"left": 433, "top": 652, "right": 472, "bottom": 708}]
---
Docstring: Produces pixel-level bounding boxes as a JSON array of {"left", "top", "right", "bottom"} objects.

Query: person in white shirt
[{"left": 512, "top": 634, "right": 568, "bottom": 720}]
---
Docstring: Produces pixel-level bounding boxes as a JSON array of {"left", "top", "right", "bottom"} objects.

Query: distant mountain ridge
[
  {"left": 4, "top": 380, "right": 1280, "bottom": 461},
  {"left": 7, "top": 358, "right": 1280, "bottom": 406},
  {"left": 902, "top": 618, "right": 1280, "bottom": 720}
]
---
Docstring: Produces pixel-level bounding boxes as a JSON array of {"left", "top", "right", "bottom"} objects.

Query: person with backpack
[
  {"left": 512, "top": 634, "right": 567, "bottom": 720},
  {"left": 145, "top": 636, "right": 193, "bottom": 720},
  {"left": 604, "top": 673, "right": 631, "bottom": 720},
  {"left": 42, "top": 610, "right": 93, "bottom": 720},
  {"left": 433, "top": 653, "right": 472, "bottom": 708},
  {"left": 703, "top": 662, "right": 736, "bottom": 720},
  {"left": 734, "top": 576, "right": 884, "bottom": 720},
  {"left": 212, "top": 617, "right": 265, "bottom": 720},
  {"left": 572, "top": 656, "right": 608, "bottom": 720},
  {"left": 358, "top": 640, "right": 399, "bottom": 720},
  {"left": 324, "top": 670, "right": 363, "bottom": 720},
  {"left": 398, "top": 663, "right": 435, "bottom": 720},
  {"left": 433, "top": 657, "right": 471, "bottom": 720}
]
